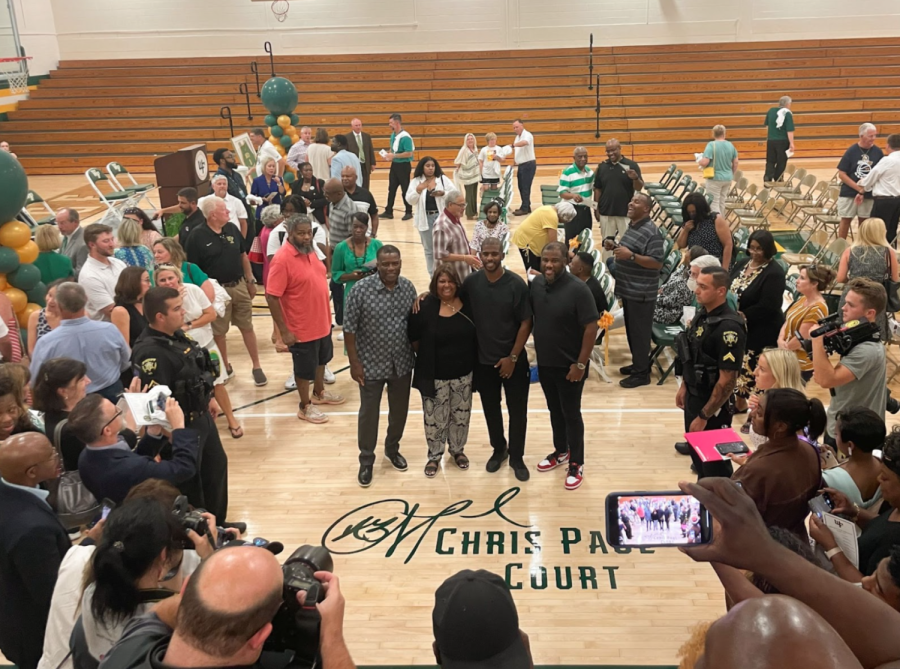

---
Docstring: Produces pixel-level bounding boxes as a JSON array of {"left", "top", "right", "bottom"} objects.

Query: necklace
[
  {"left": 351, "top": 239, "right": 369, "bottom": 269},
  {"left": 441, "top": 300, "right": 459, "bottom": 313}
]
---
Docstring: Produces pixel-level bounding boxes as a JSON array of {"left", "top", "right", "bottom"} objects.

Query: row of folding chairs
[
  {"left": 480, "top": 165, "right": 514, "bottom": 223},
  {"left": 86, "top": 162, "right": 156, "bottom": 214}
]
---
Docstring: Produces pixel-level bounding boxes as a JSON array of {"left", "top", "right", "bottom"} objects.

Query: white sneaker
[
  {"left": 324, "top": 365, "right": 336, "bottom": 384},
  {"left": 297, "top": 404, "right": 328, "bottom": 424},
  {"left": 337, "top": 331, "right": 344, "bottom": 341},
  {"left": 284, "top": 374, "right": 296, "bottom": 390}
]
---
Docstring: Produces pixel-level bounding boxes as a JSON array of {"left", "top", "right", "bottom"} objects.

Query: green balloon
[
  {"left": 283, "top": 171, "right": 296, "bottom": 184},
  {"left": 0, "top": 246, "right": 19, "bottom": 274},
  {"left": 290, "top": 113, "right": 299, "bottom": 125},
  {"left": 260, "top": 76, "right": 298, "bottom": 116},
  {"left": 0, "top": 150, "right": 28, "bottom": 222},
  {"left": 26, "top": 281, "right": 47, "bottom": 307},
  {"left": 270, "top": 125, "right": 284, "bottom": 138},
  {"left": 279, "top": 135, "right": 293, "bottom": 149},
  {"left": 8, "top": 263, "right": 41, "bottom": 291},
  {"left": 264, "top": 114, "right": 277, "bottom": 127}
]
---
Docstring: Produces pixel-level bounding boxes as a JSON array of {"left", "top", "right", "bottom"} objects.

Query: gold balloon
[
  {"left": 0, "top": 220, "right": 31, "bottom": 248},
  {"left": 3, "top": 286, "right": 26, "bottom": 312},
  {"left": 276, "top": 145, "right": 287, "bottom": 157},
  {"left": 17, "top": 302, "right": 40, "bottom": 328},
  {"left": 287, "top": 125, "right": 298, "bottom": 137},
  {"left": 268, "top": 135, "right": 280, "bottom": 147},
  {"left": 14, "top": 240, "right": 39, "bottom": 264},
  {"left": 292, "top": 134, "right": 301, "bottom": 144},
  {"left": 0, "top": 274, "right": 6, "bottom": 291},
  {"left": 277, "top": 115, "right": 291, "bottom": 129}
]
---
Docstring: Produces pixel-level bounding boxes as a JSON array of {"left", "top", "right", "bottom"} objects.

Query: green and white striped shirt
[{"left": 558, "top": 163, "right": 595, "bottom": 205}]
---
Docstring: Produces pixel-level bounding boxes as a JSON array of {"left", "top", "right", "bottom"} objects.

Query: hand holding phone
[
  {"left": 605, "top": 491, "right": 712, "bottom": 548},
  {"left": 602, "top": 238, "right": 618, "bottom": 251}
]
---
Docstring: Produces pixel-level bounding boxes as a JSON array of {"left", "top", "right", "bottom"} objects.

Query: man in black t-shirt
[
  {"left": 341, "top": 165, "right": 379, "bottom": 237},
  {"left": 593, "top": 138, "right": 644, "bottom": 258},
  {"left": 460, "top": 237, "right": 533, "bottom": 481},
  {"left": 570, "top": 252, "right": 609, "bottom": 345},
  {"left": 530, "top": 242, "right": 599, "bottom": 491},
  {"left": 837, "top": 123, "right": 883, "bottom": 239}
]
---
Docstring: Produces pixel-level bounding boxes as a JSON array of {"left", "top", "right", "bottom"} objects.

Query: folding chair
[
  {"left": 781, "top": 230, "right": 829, "bottom": 266},
  {"left": 106, "top": 162, "right": 156, "bottom": 210},
  {"left": 648, "top": 322, "right": 683, "bottom": 385},
  {"left": 737, "top": 197, "right": 778, "bottom": 231},
  {"left": 644, "top": 164, "right": 678, "bottom": 192},
  {"left": 726, "top": 177, "right": 749, "bottom": 204},
  {"left": 726, "top": 184, "right": 760, "bottom": 224},
  {"left": 771, "top": 166, "right": 805, "bottom": 194},
  {"left": 768, "top": 163, "right": 798, "bottom": 189},
  {"left": 776, "top": 173, "right": 817, "bottom": 219},
  {"left": 732, "top": 226, "right": 750, "bottom": 255},
  {"left": 793, "top": 185, "right": 838, "bottom": 232},
  {"left": 23, "top": 189, "right": 56, "bottom": 225},
  {"left": 730, "top": 189, "right": 770, "bottom": 221},
  {"left": 659, "top": 248, "right": 682, "bottom": 285},
  {"left": 819, "top": 238, "right": 850, "bottom": 272},
  {"left": 85, "top": 167, "right": 135, "bottom": 214}
]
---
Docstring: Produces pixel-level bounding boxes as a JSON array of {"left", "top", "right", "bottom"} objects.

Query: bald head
[
  {"left": 0, "top": 432, "right": 58, "bottom": 486},
  {"left": 175, "top": 547, "right": 283, "bottom": 660},
  {"left": 350, "top": 118, "right": 363, "bottom": 133},
  {"left": 605, "top": 138, "right": 622, "bottom": 163},
  {"left": 697, "top": 596, "right": 863, "bottom": 669},
  {"left": 324, "top": 177, "right": 345, "bottom": 204},
  {"left": 341, "top": 165, "right": 359, "bottom": 191}
]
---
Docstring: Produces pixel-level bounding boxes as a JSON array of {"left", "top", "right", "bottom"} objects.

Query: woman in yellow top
[
  {"left": 510, "top": 201, "right": 576, "bottom": 274},
  {"left": 776, "top": 264, "right": 835, "bottom": 382}
]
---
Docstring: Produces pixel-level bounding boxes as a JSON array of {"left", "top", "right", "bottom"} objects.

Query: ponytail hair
[
  {"left": 763, "top": 388, "right": 827, "bottom": 442},
  {"left": 86, "top": 498, "right": 186, "bottom": 625}
]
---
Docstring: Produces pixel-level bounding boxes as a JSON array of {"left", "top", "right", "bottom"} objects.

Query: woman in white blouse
[{"left": 406, "top": 156, "right": 455, "bottom": 277}]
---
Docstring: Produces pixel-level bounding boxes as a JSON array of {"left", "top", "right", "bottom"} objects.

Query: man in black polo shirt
[
  {"left": 603, "top": 192, "right": 664, "bottom": 389},
  {"left": 593, "top": 138, "right": 644, "bottom": 258},
  {"left": 174, "top": 187, "right": 205, "bottom": 248},
  {"left": 185, "top": 198, "right": 267, "bottom": 387},
  {"left": 341, "top": 165, "right": 379, "bottom": 237},
  {"left": 531, "top": 242, "right": 599, "bottom": 491},
  {"left": 460, "top": 237, "right": 533, "bottom": 481}
]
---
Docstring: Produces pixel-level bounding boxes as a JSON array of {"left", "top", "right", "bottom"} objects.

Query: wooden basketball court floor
[{"left": 25, "top": 158, "right": 900, "bottom": 667}]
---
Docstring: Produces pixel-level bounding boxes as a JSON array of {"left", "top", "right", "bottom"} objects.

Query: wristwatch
[
  {"left": 576, "top": 362, "right": 586, "bottom": 371},
  {"left": 825, "top": 547, "right": 843, "bottom": 560},
  {"left": 510, "top": 354, "right": 518, "bottom": 363},
  {"left": 698, "top": 409, "right": 711, "bottom": 420},
  {"left": 630, "top": 252, "right": 636, "bottom": 261}
]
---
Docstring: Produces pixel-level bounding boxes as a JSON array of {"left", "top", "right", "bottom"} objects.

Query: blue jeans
[
  {"left": 516, "top": 160, "right": 536, "bottom": 212},
  {"left": 419, "top": 211, "right": 439, "bottom": 276}
]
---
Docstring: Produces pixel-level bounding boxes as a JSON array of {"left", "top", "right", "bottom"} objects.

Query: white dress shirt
[
  {"left": 514, "top": 129, "right": 536, "bottom": 164},
  {"left": 78, "top": 256, "right": 127, "bottom": 320},
  {"left": 859, "top": 150, "right": 900, "bottom": 197}
]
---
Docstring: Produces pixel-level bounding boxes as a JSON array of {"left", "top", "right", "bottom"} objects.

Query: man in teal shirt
[
  {"left": 381, "top": 113, "right": 415, "bottom": 221},
  {"left": 764, "top": 95, "right": 795, "bottom": 184}
]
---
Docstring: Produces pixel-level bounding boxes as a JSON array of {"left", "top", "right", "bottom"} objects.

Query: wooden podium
[{"left": 154, "top": 144, "right": 211, "bottom": 208}]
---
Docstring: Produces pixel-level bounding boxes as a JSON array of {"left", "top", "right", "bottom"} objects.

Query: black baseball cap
[{"left": 432, "top": 569, "right": 530, "bottom": 669}]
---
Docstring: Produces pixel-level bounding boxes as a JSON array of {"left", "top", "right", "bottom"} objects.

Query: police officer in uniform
[
  {"left": 131, "top": 286, "right": 231, "bottom": 525},
  {"left": 673, "top": 266, "right": 746, "bottom": 477}
]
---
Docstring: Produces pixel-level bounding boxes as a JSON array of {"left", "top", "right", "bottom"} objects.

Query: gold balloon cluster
[
  {"left": 264, "top": 114, "right": 301, "bottom": 184},
  {"left": 0, "top": 220, "right": 42, "bottom": 327}
]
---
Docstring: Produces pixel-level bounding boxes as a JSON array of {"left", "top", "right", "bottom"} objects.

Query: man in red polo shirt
[{"left": 266, "top": 214, "right": 345, "bottom": 423}]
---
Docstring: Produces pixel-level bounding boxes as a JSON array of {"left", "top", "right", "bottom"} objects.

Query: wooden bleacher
[{"left": 6, "top": 37, "right": 900, "bottom": 175}]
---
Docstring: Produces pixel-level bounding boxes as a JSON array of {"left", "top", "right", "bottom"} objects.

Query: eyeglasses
[
  {"left": 103, "top": 409, "right": 123, "bottom": 432},
  {"left": 449, "top": 201, "right": 466, "bottom": 208},
  {"left": 28, "top": 451, "right": 59, "bottom": 469}
]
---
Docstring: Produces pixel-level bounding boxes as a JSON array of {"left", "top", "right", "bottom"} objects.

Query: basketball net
[
  {"left": 271, "top": 0, "right": 289, "bottom": 22},
  {"left": 0, "top": 57, "right": 30, "bottom": 96}
]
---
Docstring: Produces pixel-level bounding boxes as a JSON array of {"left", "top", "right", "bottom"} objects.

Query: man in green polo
[
  {"left": 764, "top": 95, "right": 796, "bottom": 184},
  {"left": 557, "top": 146, "right": 595, "bottom": 244},
  {"left": 381, "top": 113, "right": 415, "bottom": 221}
]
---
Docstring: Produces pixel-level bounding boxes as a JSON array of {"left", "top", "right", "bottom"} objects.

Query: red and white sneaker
[
  {"left": 564, "top": 463, "right": 584, "bottom": 490},
  {"left": 536, "top": 451, "right": 570, "bottom": 473}
]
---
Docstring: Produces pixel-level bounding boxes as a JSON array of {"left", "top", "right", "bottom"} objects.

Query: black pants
[
  {"left": 476, "top": 359, "right": 530, "bottom": 463},
  {"left": 96, "top": 379, "right": 124, "bottom": 404},
  {"left": 385, "top": 162, "right": 412, "bottom": 215},
  {"left": 872, "top": 196, "right": 900, "bottom": 244},
  {"left": 622, "top": 298, "right": 656, "bottom": 377},
  {"left": 183, "top": 411, "right": 229, "bottom": 524},
  {"left": 330, "top": 279, "right": 344, "bottom": 326},
  {"left": 683, "top": 390, "right": 734, "bottom": 479},
  {"left": 516, "top": 160, "right": 536, "bottom": 212},
  {"left": 358, "top": 372, "right": 411, "bottom": 466},
  {"left": 361, "top": 163, "right": 371, "bottom": 192},
  {"left": 519, "top": 247, "right": 542, "bottom": 273},
  {"left": 765, "top": 139, "right": 791, "bottom": 183},
  {"left": 564, "top": 205, "right": 593, "bottom": 244},
  {"left": 538, "top": 365, "right": 586, "bottom": 465}
]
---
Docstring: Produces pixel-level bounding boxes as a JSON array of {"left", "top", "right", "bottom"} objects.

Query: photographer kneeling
[
  {"left": 811, "top": 277, "right": 887, "bottom": 447},
  {"left": 99, "top": 547, "right": 354, "bottom": 669}
]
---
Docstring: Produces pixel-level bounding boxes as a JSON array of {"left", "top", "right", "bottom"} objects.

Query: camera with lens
[
  {"left": 265, "top": 545, "right": 334, "bottom": 669},
  {"left": 796, "top": 313, "right": 880, "bottom": 356},
  {"left": 172, "top": 495, "right": 208, "bottom": 547}
]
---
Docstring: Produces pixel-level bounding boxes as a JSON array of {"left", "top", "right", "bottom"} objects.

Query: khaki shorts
[
  {"left": 212, "top": 280, "right": 254, "bottom": 336},
  {"left": 837, "top": 196, "right": 874, "bottom": 219}
]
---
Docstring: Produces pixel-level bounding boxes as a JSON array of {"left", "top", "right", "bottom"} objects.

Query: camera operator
[
  {"left": 811, "top": 277, "right": 887, "bottom": 446},
  {"left": 99, "top": 547, "right": 354, "bottom": 669}
]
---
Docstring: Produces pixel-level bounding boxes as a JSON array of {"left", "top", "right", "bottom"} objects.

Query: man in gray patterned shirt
[{"left": 344, "top": 245, "right": 418, "bottom": 487}]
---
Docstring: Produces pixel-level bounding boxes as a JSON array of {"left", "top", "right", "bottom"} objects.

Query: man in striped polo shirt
[{"left": 558, "top": 147, "right": 595, "bottom": 244}]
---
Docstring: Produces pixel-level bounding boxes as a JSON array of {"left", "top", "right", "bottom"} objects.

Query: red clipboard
[{"left": 684, "top": 428, "right": 750, "bottom": 462}]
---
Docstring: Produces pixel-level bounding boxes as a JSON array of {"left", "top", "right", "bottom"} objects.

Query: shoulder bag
[
  {"left": 52, "top": 418, "right": 101, "bottom": 527},
  {"left": 702, "top": 142, "right": 717, "bottom": 179},
  {"left": 883, "top": 248, "right": 900, "bottom": 313}
]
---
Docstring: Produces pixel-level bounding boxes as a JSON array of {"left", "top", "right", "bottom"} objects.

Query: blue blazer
[
  {"left": 77, "top": 429, "right": 200, "bottom": 506},
  {"left": 0, "top": 481, "right": 71, "bottom": 669}
]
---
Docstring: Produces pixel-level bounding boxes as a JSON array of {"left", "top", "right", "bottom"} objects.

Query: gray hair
[
  {"left": 284, "top": 213, "right": 312, "bottom": 234},
  {"left": 445, "top": 188, "right": 464, "bottom": 205},
  {"left": 712, "top": 125, "right": 726, "bottom": 138},
  {"left": 554, "top": 200, "right": 577, "bottom": 222},
  {"left": 779, "top": 96, "right": 792, "bottom": 107},
  {"left": 260, "top": 205, "right": 282, "bottom": 227},
  {"left": 56, "top": 282, "right": 88, "bottom": 313},
  {"left": 210, "top": 174, "right": 228, "bottom": 185},
  {"left": 199, "top": 196, "right": 225, "bottom": 218},
  {"left": 690, "top": 254, "right": 722, "bottom": 270},
  {"left": 859, "top": 122, "right": 877, "bottom": 136}
]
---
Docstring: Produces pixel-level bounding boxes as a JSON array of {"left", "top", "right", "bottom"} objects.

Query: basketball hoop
[
  {"left": 0, "top": 56, "right": 32, "bottom": 96},
  {"left": 271, "top": 0, "right": 289, "bottom": 22}
]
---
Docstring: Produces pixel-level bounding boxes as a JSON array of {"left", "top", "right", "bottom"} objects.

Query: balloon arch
[{"left": 259, "top": 75, "right": 300, "bottom": 184}]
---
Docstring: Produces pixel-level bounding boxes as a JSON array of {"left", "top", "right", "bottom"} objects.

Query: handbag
[
  {"left": 247, "top": 234, "right": 265, "bottom": 264},
  {"left": 52, "top": 419, "right": 101, "bottom": 527},
  {"left": 882, "top": 248, "right": 900, "bottom": 312},
  {"left": 702, "top": 142, "right": 717, "bottom": 179}
]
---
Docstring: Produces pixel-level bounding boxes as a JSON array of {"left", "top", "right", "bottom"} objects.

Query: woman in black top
[
  {"left": 728, "top": 230, "right": 786, "bottom": 409},
  {"left": 32, "top": 358, "right": 90, "bottom": 471},
  {"left": 111, "top": 267, "right": 150, "bottom": 387},
  {"left": 292, "top": 162, "right": 327, "bottom": 226},
  {"left": 408, "top": 264, "right": 477, "bottom": 477},
  {"left": 675, "top": 193, "right": 733, "bottom": 269}
]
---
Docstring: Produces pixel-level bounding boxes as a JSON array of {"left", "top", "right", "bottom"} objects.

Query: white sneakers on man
[{"left": 285, "top": 366, "right": 335, "bottom": 390}]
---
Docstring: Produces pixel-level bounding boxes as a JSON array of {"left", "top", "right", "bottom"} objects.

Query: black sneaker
[
  {"left": 674, "top": 441, "right": 692, "bottom": 456},
  {"left": 380, "top": 211, "right": 394, "bottom": 219},
  {"left": 358, "top": 465, "right": 373, "bottom": 487},
  {"left": 888, "top": 394, "right": 900, "bottom": 414},
  {"left": 619, "top": 374, "right": 650, "bottom": 388},
  {"left": 510, "top": 460, "right": 530, "bottom": 481},
  {"left": 386, "top": 452, "right": 408, "bottom": 471},
  {"left": 619, "top": 365, "right": 635, "bottom": 375},
  {"left": 401, "top": 212, "right": 413, "bottom": 221},
  {"left": 486, "top": 449, "right": 509, "bottom": 473}
]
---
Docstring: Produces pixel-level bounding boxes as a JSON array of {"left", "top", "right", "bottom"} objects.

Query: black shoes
[
  {"left": 401, "top": 212, "right": 413, "bottom": 221},
  {"left": 512, "top": 208, "right": 531, "bottom": 217},
  {"left": 510, "top": 460, "right": 530, "bottom": 481},
  {"left": 380, "top": 210, "right": 393, "bottom": 219},
  {"left": 619, "top": 374, "right": 650, "bottom": 388},
  {"left": 486, "top": 449, "right": 509, "bottom": 473},
  {"left": 387, "top": 452, "right": 408, "bottom": 471},
  {"left": 358, "top": 465, "right": 373, "bottom": 487},
  {"left": 674, "top": 441, "right": 692, "bottom": 456},
  {"left": 888, "top": 393, "right": 900, "bottom": 414},
  {"left": 619, "top": 365, "right": 635, "bottom": 375}
]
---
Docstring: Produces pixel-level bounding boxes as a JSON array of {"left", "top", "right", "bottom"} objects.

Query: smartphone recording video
[{"left": 605, "top": 491, "right": 712, "bottom": 548}]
